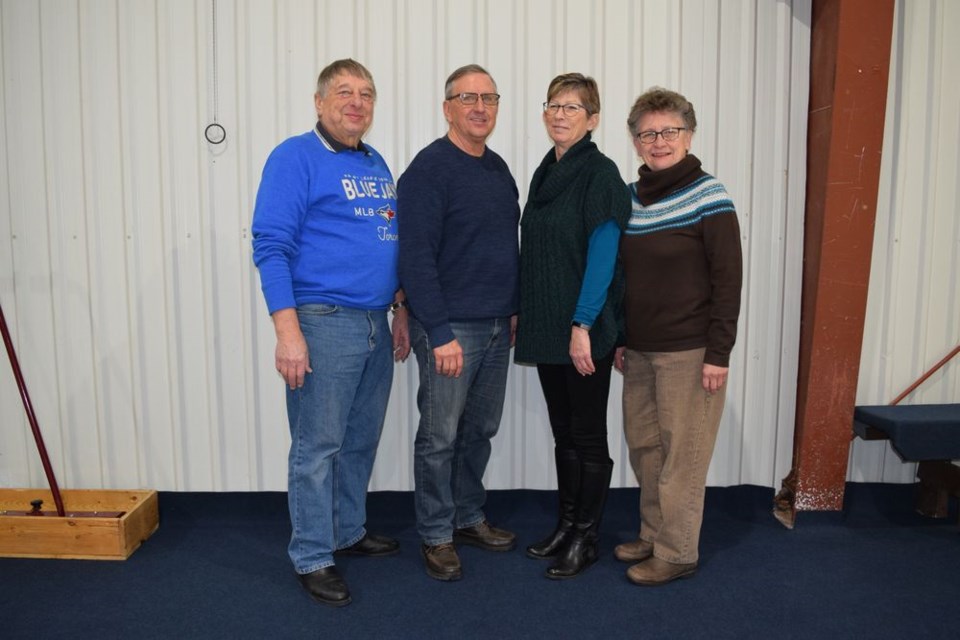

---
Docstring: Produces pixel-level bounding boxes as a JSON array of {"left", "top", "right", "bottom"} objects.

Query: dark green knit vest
[{"left": 514, "top": 135, "right": 630, "bottom": 364}]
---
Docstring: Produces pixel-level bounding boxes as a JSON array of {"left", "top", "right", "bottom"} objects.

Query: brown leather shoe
[
  {"left": 614, "top": 538, "right": 654, "bottom": 563},
  {"left": 626, "top": 556, "right": 698, "bottom": 586},
  {"left": 453, "top": 521, "right": 516, "bottom": 552},
  {"left": 421, "top": 543, "right": 462, "bottom": 581}
]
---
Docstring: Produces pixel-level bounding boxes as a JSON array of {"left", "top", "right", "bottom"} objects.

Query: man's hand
[
  {"left": 434, "top": 339, "right": 463, "bottom": 378},
  {"left": 510, "top": 315, "right": 518, "bottom": 347},
  {"left": 569, "top": 326, "right": 595, "bottom": 376},
  {"left": 702, "top": 363, "right": 728, "bottom": 394},
  {"left": 392, "top": 308, "right": 411, "bottom": 362},
  {"left": 273, "top": 308, "right": 311, "bottom": 389}
]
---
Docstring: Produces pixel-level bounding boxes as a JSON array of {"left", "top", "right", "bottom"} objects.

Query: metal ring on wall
[{"left": 204, "top": 123, "right": 226, "bottom": 145}]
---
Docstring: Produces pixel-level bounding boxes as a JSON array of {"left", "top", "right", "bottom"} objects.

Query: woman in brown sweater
[{"left": 615, "top": 87, "right": 742, "bottom": 586}]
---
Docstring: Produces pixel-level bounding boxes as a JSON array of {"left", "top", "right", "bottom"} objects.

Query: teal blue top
[{"left": 573, "top": 220, "right": 620, "bottom": 327}]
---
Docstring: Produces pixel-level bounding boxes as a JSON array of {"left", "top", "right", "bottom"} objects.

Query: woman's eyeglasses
[
  {"left": 635, "top": 127, "right": 688, "bottom": 144},
  {"left": 543, "top": 102, "right": 588, "bottom": 116}
]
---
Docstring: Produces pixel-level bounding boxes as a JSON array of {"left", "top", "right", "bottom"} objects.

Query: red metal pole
[
  {"left": 0, "top": 303, "right": 66, "bottom": 516},
  {"left": 889, "top": 344, "right": 960, "bottom": 406},
  {"left": 773, "top": 0, "right": 896, "bottom": 528}
]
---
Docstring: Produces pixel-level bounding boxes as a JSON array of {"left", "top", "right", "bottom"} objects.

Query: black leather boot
[
  {"left": 527, "top": 448, "right": 580, "bottom": 559},
  {"left": 545, "top": 459, "right": 613, "bottom": 579}
]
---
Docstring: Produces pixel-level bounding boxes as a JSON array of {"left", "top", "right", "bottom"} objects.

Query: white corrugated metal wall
[
  {"left": 851, "top": 0, "right": 960, "bottom": 481},
  {"left": 2, "top": 0, "right": 811, "bottom": 492}
]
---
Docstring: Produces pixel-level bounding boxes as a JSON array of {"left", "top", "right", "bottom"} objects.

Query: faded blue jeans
[
  {"left": 410, "top": 317, "right": 512, "bottom": 545},
  {"left": 286, "top": 304, "right": 393, "bottom": 574}
]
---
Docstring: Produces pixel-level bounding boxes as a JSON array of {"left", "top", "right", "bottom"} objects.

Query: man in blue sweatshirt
[
  {"left": 252, "top": 59, "right": 409, "bottom": 607},
  {"left": 398, "top": 64, "right": 520, "bottom": 582}
]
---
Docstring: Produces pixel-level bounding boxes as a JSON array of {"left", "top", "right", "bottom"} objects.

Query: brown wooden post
[{"left": 773, "top": 0, "right": 896, "bottom": 528}]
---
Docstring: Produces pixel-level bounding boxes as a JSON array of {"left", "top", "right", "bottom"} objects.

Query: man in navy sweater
[
  {"left": 252, "top": 59, "right": 409, "bottom": 607},
  {"left": 398, "top": 64, "right": 520, "bottom": 581}
]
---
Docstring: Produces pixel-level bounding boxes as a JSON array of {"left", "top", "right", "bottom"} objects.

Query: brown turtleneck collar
[{"left": 635, "top": 154, "right": 706, "bottom": 206}]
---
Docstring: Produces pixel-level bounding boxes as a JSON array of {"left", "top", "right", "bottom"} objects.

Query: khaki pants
[{"left": 622, "top": 347, "right": 726, "bottom": 564}]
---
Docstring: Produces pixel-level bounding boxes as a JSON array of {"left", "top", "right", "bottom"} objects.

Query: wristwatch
[
  {"left": 571, "top": 320, "right": 591, "bottom": 331},
  {"left": 389, "top": 299, "right": 409, "bottom": 313}
]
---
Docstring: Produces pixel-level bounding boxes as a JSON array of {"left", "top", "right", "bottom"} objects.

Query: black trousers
[{"left": 535, "top": 350, "right": 614, "bottom": 464}]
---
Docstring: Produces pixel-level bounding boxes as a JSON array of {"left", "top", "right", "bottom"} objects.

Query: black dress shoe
[
  {"left": 337, "top": 533, "right": 400, "bottom": 557},
  {"left": 453, "top": 521, "right": 516, "bottom": 552},
  {"left": 297, "top": 566, "right": 351, "bottom": 607}
]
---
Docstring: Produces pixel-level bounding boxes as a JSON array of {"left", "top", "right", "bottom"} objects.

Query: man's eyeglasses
[
  {"left": 636, "top": 127, "right": 687, "bottom": 144},
  {"left": 543, "top": 102, "right": 588, "bottom": 117},
  {"left": 446, "top": 92, "right": 501, "bottom": 106}
]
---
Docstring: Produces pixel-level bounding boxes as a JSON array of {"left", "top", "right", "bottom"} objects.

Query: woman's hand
[
  {"left": 569, "top": 326, "right": 595, "bottom": 376},
  {"left": 614, "top": 346, "right": 626, "bottom": 373},
  {"left": 702, "top": 363, "right": 728, "bottom": 394}
]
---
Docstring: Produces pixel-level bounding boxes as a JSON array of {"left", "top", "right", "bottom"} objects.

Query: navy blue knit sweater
[{"left": 397, "top": 137, "right": 520, "bottom": 346}]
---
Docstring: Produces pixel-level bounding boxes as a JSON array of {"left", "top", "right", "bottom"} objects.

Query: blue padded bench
[
  {"left": 854, "top": 403, "right": 960, "bottom": 519},
  {"left": 854, "top": 404, "right": 960, "bottom": 461}
]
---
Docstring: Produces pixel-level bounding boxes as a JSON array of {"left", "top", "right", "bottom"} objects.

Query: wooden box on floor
[{"left": 0, "top": 489, "right": 159, "bottom": 560}]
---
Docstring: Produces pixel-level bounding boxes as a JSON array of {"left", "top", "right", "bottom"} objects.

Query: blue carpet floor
[{"left": 0, "top": 483, "right": 957, "bottom": 639}]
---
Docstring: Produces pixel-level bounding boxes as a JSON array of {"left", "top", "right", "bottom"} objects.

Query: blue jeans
[
  {"left": 410, "top": 316, "right": 512, "bottom": 545},
  {"left": 286, "top": 304, "right": 393, "bottom": 574}
]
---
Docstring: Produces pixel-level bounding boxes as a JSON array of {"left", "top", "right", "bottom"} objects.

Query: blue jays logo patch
[{"left": 377, "top": 205, "right": 396, "bottom": 225}]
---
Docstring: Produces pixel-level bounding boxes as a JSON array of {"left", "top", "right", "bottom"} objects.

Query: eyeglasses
[
  {"left": 543, "top": 102, "right": 588, "bottom": 117},
  {"left": 635, "top": 127, "right": 688, "bottom": 144},
  {"left": 333, "top": 89, "right": 375, "bottom": 103},
  {"left": 446, "top": 92, "right": 501, "bottom": 106}
]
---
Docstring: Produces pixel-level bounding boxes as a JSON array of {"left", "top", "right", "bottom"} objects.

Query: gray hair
[
  {"left": 627, "top": 87, "right": 697, "bottom": 135},
  {"left": 444, "top": 64, "right": 497, "bottom": 98},
  {"left": 316, "top": 58, "right": 376, "bottom": 98}
]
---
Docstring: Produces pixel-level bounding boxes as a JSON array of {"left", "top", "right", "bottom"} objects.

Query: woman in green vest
[{"left": 514, "top": 73, "right": 631, "bottom": 579}]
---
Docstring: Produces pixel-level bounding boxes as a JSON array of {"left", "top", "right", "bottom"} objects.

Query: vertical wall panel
[
  {"left": 242, "top": 0, "right": 287, "bottom": 490},
  {"left": 158, "top": 1, "right": 215, "bottom": 488},
  {"left": 1, "top": 0, "right": 817, "bottom": 492},
  {"left": 118, "top": 0, "right": 179, "bottom": 490},
  {"left": 41, "top": 1, "right": 101, "bottom": 489},
  {"left": 775, "top": 0, "right": 810, "bottom": 487},
  {"left": 80, "top": 0, "right": 141, "bottom": 489},
  {"left": 738, "top": 0, "right": 798, "bottom": 485},
  {"left": 201, "top": 0, "right": 256, "bottom": 489},
  {"left": 853, "top": 0, "right": 960, "bottom": 482},
  {"left": 282, "top": 0, "right": 316, "bottom": 132},
  {"left": 3, "top": 0, "right": 62, "bottom": 487},
  {"left": 0, "top": 0, "right": 31, "bottom": 486}
]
